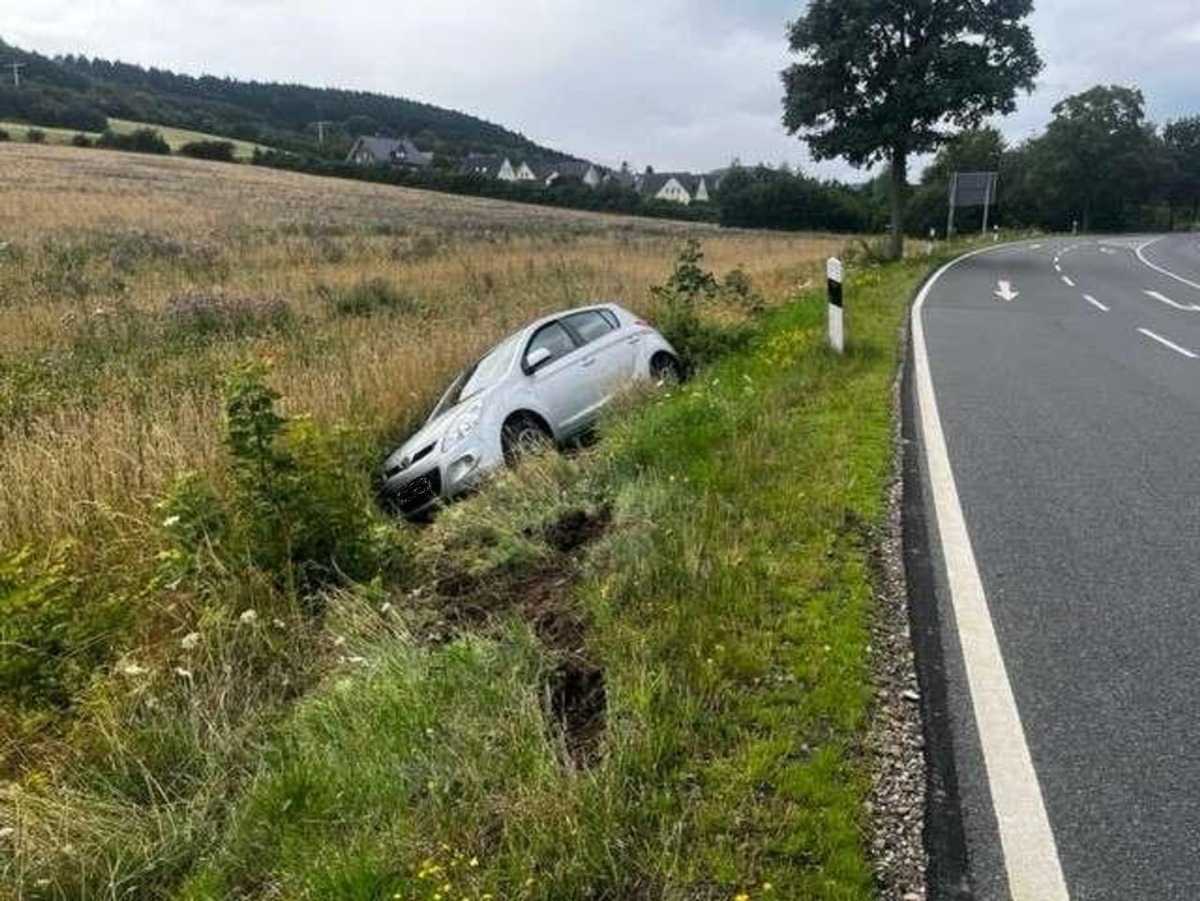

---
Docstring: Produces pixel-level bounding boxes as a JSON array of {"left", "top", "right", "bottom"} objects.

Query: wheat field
[{"left": 0, "top": 143, "right": 843, "bottom": 550}]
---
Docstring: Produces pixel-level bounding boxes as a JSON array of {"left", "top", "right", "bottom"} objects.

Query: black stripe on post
[{"left": 827, "top": 276, "right": 843, "bottom": 308}]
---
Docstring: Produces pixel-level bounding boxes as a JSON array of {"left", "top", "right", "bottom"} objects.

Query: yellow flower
[
  {"left": 734, "top": 894, "right": 751, "bottom": 901},
  {"left": 469, "top": 857, "right": 479, "bottom": 868},
  {"left": 763, "top": 884, "right": 774, "bottom": 892}
]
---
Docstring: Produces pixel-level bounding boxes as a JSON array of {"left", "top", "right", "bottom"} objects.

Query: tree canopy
[{"left": 781, "top": 0, "right": 1041, "bottom": 256}]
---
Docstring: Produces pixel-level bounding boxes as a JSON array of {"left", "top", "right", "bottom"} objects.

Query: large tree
[
  {"left": 781, "top": 1, "right": 1041, "bottom": 258},
  {"left": 1164, "top": 117, "right": 1200, "bottom": 227}
]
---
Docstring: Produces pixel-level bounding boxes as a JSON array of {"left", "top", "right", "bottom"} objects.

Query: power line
[
  {"left": 6, "top": 62, "right": 26, "bottom": 87},
  {"left": 312, "top": 121, "right": 333, "bottom": 146}
]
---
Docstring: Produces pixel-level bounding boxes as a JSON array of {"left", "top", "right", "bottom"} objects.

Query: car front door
[{"left": 522, "top": 320, "right": 593, "bottom": 435}]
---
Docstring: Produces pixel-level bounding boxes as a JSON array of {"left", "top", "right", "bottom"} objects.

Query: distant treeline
[{"left": 0, "top": 36, "right": 562, "bottom": 161}]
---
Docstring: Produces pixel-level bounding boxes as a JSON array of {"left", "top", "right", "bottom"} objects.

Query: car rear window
[{"left": 563, "top": 310, "right": 617, "bottom": 345}]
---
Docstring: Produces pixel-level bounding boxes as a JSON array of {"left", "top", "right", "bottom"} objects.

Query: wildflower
[
  {"left": 469, "top": 857, "right": 479, "bottom": 868},
  {"left": 239, "top": 608, "right": 258, "bottom": 625},
  {"left": 180, "top": 632, "right": 201, "bottom": 650},
  {"left": 162, "top": 515, "right": 181, "bottom": 528},
  {"left": 0, "top": 827, "right": 14, "bottom": 840},
  {"left": 346, "top": 655, "right": 366, "bottom": 665},
  {"left": 734, "top": 894, "right": 751, "bottom": 901},
  {"left": 119, "top": 661, "right": 149, "bottom": 676},
  {"left": 763, "top": 884, "right": 774, "bottom": 893},
  {"left": 174, "top": 667, "right": 194, "bottom": 680},
  {"left": 332, "top": 634, "right": 347, "bottom": 647},
  {"left": 380, "top": 602, "right": 394, "bottom": 615}
]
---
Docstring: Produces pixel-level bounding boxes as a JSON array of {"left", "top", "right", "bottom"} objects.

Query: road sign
[{"left": 946, "top": 171, "right": 998, "bottom": 239}]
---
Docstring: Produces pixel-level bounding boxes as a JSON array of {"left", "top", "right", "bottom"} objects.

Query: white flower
[
  {"left": 174, "top": 667, "right": 193, "bottom": 680},
  {"left": 332, "top": 634, "right": 346, "bottom": 648},
  {"left": 379, "top": 602, "right": 394, "bottom": 615},
  {"left": 272, "top": 618, "right": 286, "bottom": 629},
  {"left": 346, "top": 655, "right": 366, "bottom": 665},
  {"left": 0, "top": 827, "right": 16, "bottom": 841},
  {"left": 119, "top": 661, "right": 149, "bottom": 676},
  {"left": 238, "top": 609, "right": 258, "bottom": 625},
  {"left": 162, "top": 515, "right": 181, "bottom": 528},
  {"left": 180, "top": 632, "right": 201, "bottom": 650}
]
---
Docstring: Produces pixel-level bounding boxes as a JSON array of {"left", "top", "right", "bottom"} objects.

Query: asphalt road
[{"left": 908, "top": 233, "right": 1200, "bottom": 900}]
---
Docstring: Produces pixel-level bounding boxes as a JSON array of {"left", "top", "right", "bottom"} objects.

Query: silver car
[{"left": 380, "top": 303, "right": 681, "bottom": 518}]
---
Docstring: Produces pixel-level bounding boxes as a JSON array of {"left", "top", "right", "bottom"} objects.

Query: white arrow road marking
[
  {"left": 915, "top": 246, "right": 1070, "bottom": 901},
  {"left": 1083, "top": 294, "right": 1109, "bottom": 312},
  {"left": 995, "top": 280, "right": 1020, "bottom": 302},
  {"left": 1138, "top": 328, "right": 1198, "bottom": 359},
  {"left": 1144, "top": 290, "right": 1200, "bottom": 312},
  {"left": 1030, "top": 243, "right": 1044, "bottom": 250}
]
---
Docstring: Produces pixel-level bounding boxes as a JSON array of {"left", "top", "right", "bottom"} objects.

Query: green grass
[
  {"left": 0, "top": 118, "right": 267, "bottom": 159},
  {"left": 180, "top": 260, "right": 930, "bottom": 899},
  {"left": 1, "top": 254, "right": 935, "bottom": 899}
]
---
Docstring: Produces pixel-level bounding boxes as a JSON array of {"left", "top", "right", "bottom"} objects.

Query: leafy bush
[
  {"left": 0, "top": 545, "right": 126, "bottom": 712},
  {"left": 0, "top": 128, "right": 10, "bottom": 141},
  {"left": 97, "top": 127, "right": 170, "bottom": 155},
  {"left": 318, "top": 277, "right": 422, "bottom": 317},
  {"left": 25, "top": 128, "right": 45, "bottom": 144},
  {"left": 650, "top": 240, "right": 754, "bottom": 368},
  {"left": 70, "top": 132, "right": 93, "bottom": 148},
  {"left": 179, "top": 140, "right": 236, "bottom": 162}
]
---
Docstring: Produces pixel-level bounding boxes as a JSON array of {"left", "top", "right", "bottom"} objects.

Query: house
[
  {"left": 514, "top": 161, "right": 539, "bottom": 182},
  {"left": 638, "top": 172, "right": 696, "bottom": 205},
  {"left": 465, "top": 153, "right": 518, "bottom": 181},
  {"left": 346, "top": 136, "right": 434, "bottom": 169},
  {"left": 636, "top": 171, "right": 719, "bottom": 205},
  {"left": 541, "top": 160, "right": 605, "bottom": 188}
]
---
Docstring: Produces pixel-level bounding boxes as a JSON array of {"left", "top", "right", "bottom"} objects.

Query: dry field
[{"left": 0, "top": 143, "right": 843, "bottom": 550}]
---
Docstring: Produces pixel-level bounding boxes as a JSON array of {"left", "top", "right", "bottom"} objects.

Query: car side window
[
  {"left": 524, "top": 321, "right": 578, "bottom": 369},
  {"left": 562, "top": 310, "right": 616, "bottom": 346}
]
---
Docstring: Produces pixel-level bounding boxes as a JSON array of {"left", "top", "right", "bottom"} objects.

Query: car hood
[{"left": 383, "top": 412, "right": 453, "bottom": 475}]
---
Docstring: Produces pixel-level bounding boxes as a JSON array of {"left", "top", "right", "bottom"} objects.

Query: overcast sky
[{"left": 4, "top": 1, "right": 1200, "bottom": 181}]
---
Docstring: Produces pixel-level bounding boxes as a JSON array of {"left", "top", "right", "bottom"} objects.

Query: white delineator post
[{"left": 827, "top": 256, "right": 844, "bottom": 354}]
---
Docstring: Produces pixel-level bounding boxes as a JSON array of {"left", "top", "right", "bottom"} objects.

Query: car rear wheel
[
  {"left": 502, "top": 415, "right": 552, "bottom": 466},
  {"left": 650, "top": 352, "right": 684, "bottom": 384}
]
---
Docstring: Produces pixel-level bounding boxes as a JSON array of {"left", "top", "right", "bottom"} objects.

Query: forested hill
[{"left": 0, "top": 37, "right": 566, "bottom": 161}]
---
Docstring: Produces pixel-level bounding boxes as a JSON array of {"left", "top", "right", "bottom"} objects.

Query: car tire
[
  {"left": 502, "top": 414, "right": 553, "bottom": 466},
  {"left": 650, "top": 352, "right": 684, "bottom": 384}
]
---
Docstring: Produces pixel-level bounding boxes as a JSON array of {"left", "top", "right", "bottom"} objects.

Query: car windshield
[{"left": 428, "top": 332, "right": 523, "bottom": 421}]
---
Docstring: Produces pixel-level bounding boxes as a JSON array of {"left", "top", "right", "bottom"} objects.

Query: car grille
[
  {"left": 396, "top": 469, "right": 441, "bottom": 514},
  {"left": 384, "top": 443, "right": 436, "bottom": 479}
]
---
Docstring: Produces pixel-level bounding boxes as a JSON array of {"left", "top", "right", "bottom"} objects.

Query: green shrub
[
  {"left": 71, "top": 132, "right": 94, "bottom": 148},
  {"left": 0, "top": 127, "right": 11, "bottom": 141},
  {"left": 97, "top": 127, "right": 170, "bottom": 155},
  {"left": 26, "top": 128, "right": 46, "bottom": 144},
  {"left": 179, "top": 140, "right": 236, "bottom": 162}
]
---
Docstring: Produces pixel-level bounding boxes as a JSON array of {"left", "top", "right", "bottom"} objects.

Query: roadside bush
[
  {"left": 180, "top": 140, "right": 236, "bottom": 162},
  {"left": 70, "top": 133, "right": 93, "bottom": 148},
  {"left": 318, "top": 277, "right": 422, "bottom": 317},
  {"left": 26, "top": 128, "right": 45, "bottom": 144},
  {"left": 650, "top": 239, "right": 754, "bottom": 368},
  {"left": 0, "top": 128, "right": 10, "bottom": 141}
]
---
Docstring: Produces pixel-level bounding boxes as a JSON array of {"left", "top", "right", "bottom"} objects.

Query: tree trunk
[{"left": 888, "top": 147, "right": 908, "bottom": 260}]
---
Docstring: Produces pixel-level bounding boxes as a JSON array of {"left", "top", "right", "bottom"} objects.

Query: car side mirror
[{"left": 525, "top": 347, "right": 553, "bottom": 373}]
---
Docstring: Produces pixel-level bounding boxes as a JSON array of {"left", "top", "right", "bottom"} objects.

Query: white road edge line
[
  {"left": 1062, "top": 276, "right": 1075, "bottom": 288},
  {"left": 1144, "top": 289, "right": 1199, "bottom": 312},
  {"left": 1137, "top": 327, "right": 1198, "bottom": 359},
  {"left": 913, "top": 245, "right": 1070, "bottom": 901},
  {"left": 1136, "top": 237, "right": 1200, "bottom": 292},
  {"left": 1083, "top": 294, "right": 1109, "bottom": 312}
]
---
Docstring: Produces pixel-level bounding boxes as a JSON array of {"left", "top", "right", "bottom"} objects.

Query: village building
[{"left": 346, "top": 136, "right": 434, "bottom": 169}]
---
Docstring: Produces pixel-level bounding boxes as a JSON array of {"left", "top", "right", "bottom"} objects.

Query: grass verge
[
  {"left": 2, "top": 251, "right": 939, "bottom": 899},
  {"left": 185, "top": 258, "right": 930, "bottom": 899}
]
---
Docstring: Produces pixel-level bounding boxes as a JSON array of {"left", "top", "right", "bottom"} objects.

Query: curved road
[{"left": 908, "top": 233, "right": 1200, "bottom": 900}]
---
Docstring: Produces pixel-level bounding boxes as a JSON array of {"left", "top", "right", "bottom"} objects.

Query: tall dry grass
[{"left": 0, "top": 143, "right": 843, "bottom": 550}]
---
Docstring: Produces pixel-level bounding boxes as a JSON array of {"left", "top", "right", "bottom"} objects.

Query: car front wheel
[
  {"left": 502, "top": 415, "right": 553, "bottom": 466},
  {"left": 650, "top": 352, "right": 684, "bottom": 384}
]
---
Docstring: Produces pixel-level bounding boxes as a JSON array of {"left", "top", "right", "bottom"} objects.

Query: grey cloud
[{"left": 4, "top": 1, "right": 1200, "bottom": 183}]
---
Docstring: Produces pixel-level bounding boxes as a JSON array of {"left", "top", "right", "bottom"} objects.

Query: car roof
[{"left": 520, "top": 302, "right": 628, "bottom": 337}]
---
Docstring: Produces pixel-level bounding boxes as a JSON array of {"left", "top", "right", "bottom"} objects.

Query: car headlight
[{"left": 441, "top": 401, "right": 483, "bottom": 452}]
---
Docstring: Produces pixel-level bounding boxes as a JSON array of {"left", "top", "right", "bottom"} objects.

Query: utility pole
[
  {"left": 6, "top": 62, "right": 26, "bottom": 87},
  {"left": 312, "top": 121, "right": 332, "bottom": 146}
]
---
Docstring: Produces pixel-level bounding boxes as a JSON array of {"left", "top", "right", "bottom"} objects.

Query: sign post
[
  {"left": 827, "top": 257, "right": 844, "bottom": 354},
  {"left": 947, "top": 171, "right": 999, "bottom": 240}
]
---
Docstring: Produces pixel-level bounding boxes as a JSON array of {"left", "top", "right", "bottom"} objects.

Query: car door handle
[
  {"left": 580, "top": 357, "right": 597, "bottom": 368},
  {"left": 626, "top": 336, "right": 641, "bottom": 345}
]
